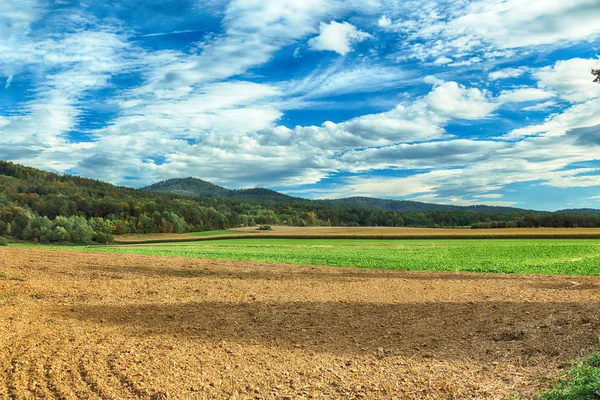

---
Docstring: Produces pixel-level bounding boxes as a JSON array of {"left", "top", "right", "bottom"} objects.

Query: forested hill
[
  {"left": 324, "top": 196, "right": 528, "bottom": 214},
  {"left": 557, "top": 208, "right": 600, "bottom": 214},
  {"left": 1, "top": 160, "right": 600, "bottom": 245},
  {"left": 143, "top": 177, "right": 529, "bottom": 213},
  {"left": 143, "top": 178, "right": 297, "bottom": 204}
]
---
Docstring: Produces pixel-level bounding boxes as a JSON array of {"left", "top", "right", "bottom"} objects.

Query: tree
[{"left": 594, "top": 69, "right": 600, "bottom": 84}]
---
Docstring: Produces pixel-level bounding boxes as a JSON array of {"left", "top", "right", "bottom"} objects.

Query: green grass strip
[
  {"left": 537, "top": 353, "right": 600, "bottom": 399},
  {"left": 17, "top": 238, "right": 600, "bottom": 276}
]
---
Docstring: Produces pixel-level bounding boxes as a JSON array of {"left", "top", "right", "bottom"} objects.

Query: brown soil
[{"left": 1, "top": 248, "right": 600, "bottom": 399}]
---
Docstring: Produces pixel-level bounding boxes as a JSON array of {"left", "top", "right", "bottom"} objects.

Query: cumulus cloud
[
  {"left": 424, "top": 81, "right": 495, "bottom": 120},
  {"left": 433, "top": 56, "right": 452, "bottom": 65},
  {"left": 377, "top": 15, "right": 392, "bottom": 28},
  {"left": 390, "top": 0, "right": 600, "bottom": 65},
  {"left": 427, "top": 0, "right": 600, "bottom": 49},
  {"left": 308, "top": 21, "right": 372, "bottom": 55},
  {"left": 534, "top": 58, "right": 600, "bottom": 102}
]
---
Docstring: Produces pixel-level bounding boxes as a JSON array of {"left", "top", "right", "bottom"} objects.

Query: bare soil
[{"left": 1, "top": 248, "right": 600, "bottom": 399}]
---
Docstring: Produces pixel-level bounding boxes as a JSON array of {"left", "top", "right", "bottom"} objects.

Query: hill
[
  {"left": 1, "top": 160, "right": 599, "bottom": 245},
  {"left": 143, "top": 178, "right": 301, "bottom": 203},
  {"left": 142, "top": 178, "right": 531, "bottom": 214},
  {"left": 557, "top": 208, "right": 600, "bottom": 214},
  {"left": 323, "top": 196, "right": 529, "bottom": 214},
  {"left": 142, "top": 177, "right": 231, "bottom": 198}
]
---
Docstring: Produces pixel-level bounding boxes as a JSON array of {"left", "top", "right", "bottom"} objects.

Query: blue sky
[{"left": 1, "top": 0, "right": 599, "bottom": 211}]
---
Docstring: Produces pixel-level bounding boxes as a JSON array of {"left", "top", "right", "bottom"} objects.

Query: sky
[{"left": 1, "top": 0, "right": 600, "bottom": 211}]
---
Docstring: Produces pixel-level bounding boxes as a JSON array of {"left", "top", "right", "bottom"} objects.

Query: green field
[{"left": 29, "top": 238, "right": 600, "bottom": 275}]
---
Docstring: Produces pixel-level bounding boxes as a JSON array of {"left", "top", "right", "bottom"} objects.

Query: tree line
[{"left": 0, "top": 161, "right": 599, "bottom": 245}]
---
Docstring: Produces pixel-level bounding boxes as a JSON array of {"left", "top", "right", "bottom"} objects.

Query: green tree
[
  {"left": 51, "top": 226, "right": 70, "bottom": 242},
  {"left": 69, "top": 217, "right": 94, "bottom": 244},
  {"left": 594, "top": 69, "right": 600, "bottom": 83}
]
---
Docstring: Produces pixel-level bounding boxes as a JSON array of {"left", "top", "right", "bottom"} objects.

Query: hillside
[
  {"left": 143, "top": 178, "right": 303, "bottom": 204},
  {"left": 142, "top": 177, "right": 231, "bottom": 198},
  {"left": 1, "top": 160, "right": 600, "bottom": 245},
  {"left": 558, "top": 208, "right": 600, "bottom": 215},
  {"left": 141, "top": 177, "right": 532, "bottom": 214},
  {"left": 324, "top": 196, "right": 530, "bottom": 214}
]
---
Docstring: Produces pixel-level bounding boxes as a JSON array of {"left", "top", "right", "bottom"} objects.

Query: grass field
[{"left": 27, "top": 237, "right": 600, "bottom": 275}]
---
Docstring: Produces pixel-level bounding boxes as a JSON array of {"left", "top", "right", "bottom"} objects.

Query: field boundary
[{"left": 114, "top": 233, "right": 600, "bottom": 245}]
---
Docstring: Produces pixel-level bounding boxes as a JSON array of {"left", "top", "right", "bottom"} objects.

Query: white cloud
[
  {"left": 1, "top": 0, "right": 599, "bottom": 204},
  {"left": 433, "top": 56, "right": 452, "bottom": 65},
  {"left": 0, "top": 0, "right": 42, "bottom": 37},
  {"left": 378, "top": 15, "right": 392, "bottom": 28},
  {"left": 473, "top": 194, "right": 504, "bottom": 199},
  {"left": 497, "top": 88, "right": 555, "bottom": 104},
  {"left": 308, "top": 21, "right": 372, "bottom": 56},
  {"left": 392, "top": 0, "right": 600, "bottom": 65},
  {"left": 534, "top": 58, "right": 600, "bottom": 103},
  {"left": 435, "top": 0, "right": 600, "bottom": 49},
  {"left": 506, "top": 98, "right": 600, "bottom": 139},
  {"left": 143, "top": 0, "right": 345, "bottom": 92},
  {"left": 282, "top": 61, "right": 410, "bottom": 100},
  {"left": 424, "top": 81, "right": 495, "bottom": 120},
  {"left": 488, "top": 67, "right": 529, "bottom": 81},
  {"left": 337, "top": 139, "right": 508, "bottom": 172},
  {"left": 522, "top": 101, "right": 558, "bottom": 112}
]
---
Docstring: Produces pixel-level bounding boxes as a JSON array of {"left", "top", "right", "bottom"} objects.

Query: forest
[{"left": 1, "top": 160, "right": 599, "bottom": 245}]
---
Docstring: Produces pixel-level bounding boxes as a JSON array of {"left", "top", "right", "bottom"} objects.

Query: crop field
[
  {"left": 2, "top": 237, "right": 600, "bottom": 399},
  {"left": 55, "top": 238, "right": 600, "bottom": 275},
  {"left": 113, "top": 226, "right": 600, "bottom": 244},
  {"left": 231, "top": 226, "right": 600, "bottom": 238}
]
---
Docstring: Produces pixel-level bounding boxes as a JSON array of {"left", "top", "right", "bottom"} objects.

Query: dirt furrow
[
  {"left": 77, "top": 353, "right": 111, "bottom": 400},
  {"left": 5, "top": 332, "right": 41, "bottom": 400},
  {"left": 106, "top": 353, "right": 152, "bottom": 399},
  {"left": 2, "top": 247, "right": 600, "bottom": 399}
]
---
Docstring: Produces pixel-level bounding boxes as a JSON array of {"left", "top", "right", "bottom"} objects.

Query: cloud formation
[
  {"left": 0, "top": 0, "right": 599, "bottom": 210},
  {"left": 308, "top": 21, "right": 372, "bottom": 55}
]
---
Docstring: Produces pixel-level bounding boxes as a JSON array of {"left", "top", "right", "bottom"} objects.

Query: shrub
[{"left": 0, "top": 236, "right": 8, "bottom": 246}]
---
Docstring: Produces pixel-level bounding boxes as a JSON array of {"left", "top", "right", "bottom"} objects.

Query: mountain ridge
[{"left": 143, "top": 177, "right": 575, "bottom": 214}]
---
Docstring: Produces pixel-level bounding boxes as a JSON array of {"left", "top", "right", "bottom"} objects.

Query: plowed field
[{"left": 1, "top": 248, "right": 600, "bottom": 399}]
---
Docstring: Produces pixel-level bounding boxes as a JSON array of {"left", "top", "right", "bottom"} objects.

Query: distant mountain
[
  {"left": 323, "top": 196, "right": 530, "bottom": 214},
  {"left": 142, "top": 178, "right": 299, "bottom": 203},
  {"left": 142, "top": 177, "right": 533, "bottom": 214},
  {"left": 142, "top": 177, "right": 231, "bottom": 198},
  {"left": 557, "top": 208, "right": 600, "bottom": 214}
]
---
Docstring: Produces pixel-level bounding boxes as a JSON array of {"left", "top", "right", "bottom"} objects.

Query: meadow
[
  {"left": 59, "top": 238, "right": 600, "bottom": 276},
  {"left": 21, "top": 238, "right": 600, "bottom": 275}
]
